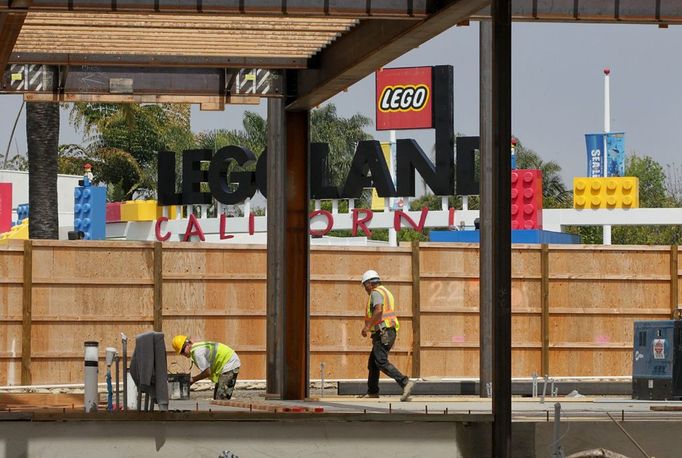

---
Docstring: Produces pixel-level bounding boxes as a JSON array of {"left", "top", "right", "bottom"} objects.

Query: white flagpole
[{"left": 603, "top": 68, "right": 612, "bottom": 245}]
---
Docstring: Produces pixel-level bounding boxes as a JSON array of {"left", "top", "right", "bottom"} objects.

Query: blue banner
[
  {"left": 585, "top": 133, "right": 605, "bottom": 177},
  {"left": 605, "top": 132, "right": 626, "bottom": 177}
]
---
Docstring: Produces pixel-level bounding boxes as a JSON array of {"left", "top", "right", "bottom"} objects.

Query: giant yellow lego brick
[
  {"left": 120, "top": 200, "right": 177, "bottom": 221},
  {"left": 121, "top": 200, "right": 157, "bottom": 221},
  {"left": 573, "top": 177, "right": 639, "bottom": 209},
  {"left": 0, "top": 218, "right": 28, "bottom": 240}
]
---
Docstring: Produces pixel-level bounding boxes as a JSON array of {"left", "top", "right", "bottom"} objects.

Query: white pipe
[{"left": 84, "top": 341, "right": 99, "bottom": 413}]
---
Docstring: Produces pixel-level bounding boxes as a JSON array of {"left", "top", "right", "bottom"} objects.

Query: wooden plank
[
  {"left": 672, "top": 245, "right": 679, "bottom": 319},
  {"left": 210, "top": 399, "right": 323, "bottom": 413},
  {"left": 0, "top": 393, "right": 83, "bottom": 408},
  {"left": 153, "top": 242, "right": 162, "bottom": 332},
  {"left": 411, "top": 240, "right": 421, "bottom": 378},
  {"left": 21, "top": 240, "right": 31, "bottom": 385},
  {"left": 541, "top": 244, "right": 549, "bottom": 376}
]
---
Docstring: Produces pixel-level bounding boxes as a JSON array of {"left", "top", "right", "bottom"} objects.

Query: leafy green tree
[
  {"left": 515, "top": 139, "right": 571, "bottom": 209},
  {"left": 69, "top": 103, "right": 194, "bottom": 166},
  {"left": 68, "top": 103, "right": 194, "bottom": 198},
  {"left": 58, "top": 144, "right": 145, "bottom": 202},
  {"left": 311, "top": 104, "right": 373, "bottom": 187},
  {"left": 611, "top": 154, "right": 682, "bottom": 244},
  {"left": 4, "top": 154, "right": 28, "bottom": 171},
  {"left": 195, "top": 111, "right": 266, "bottom": 155}
]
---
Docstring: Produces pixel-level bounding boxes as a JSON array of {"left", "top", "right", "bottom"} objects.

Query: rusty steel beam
[
  {"left": 0, "top": 0, "right": 429, "bottom": 17},
  {"left": 281, "top": 107, "right": 310, "bottom": 400},
  {"left": 8, "top": 52, "right": 308, "bottom": 69},
  {"left": 1, "top": 65, "right": 284, "bottom": 99},
  {"left": 288, "top": 0, "right": 489, "bottom": 110},
  {"left": 473, "top": 0, "right": 682, "bottom": 24}
]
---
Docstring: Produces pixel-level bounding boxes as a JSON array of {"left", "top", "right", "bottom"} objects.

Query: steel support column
[
  {"left": 266, "top": 96, "right": 285, "bottom": 398},
  {"left": 490, "top": 0, "right": 512, "bottom": 456},
  {"left": 478, "top": 19, "right": 493, "bottom": 399},
  {"left": 265, "top": 95, "right": 310, "bottom": 400},
  {"left": 282, "top": 109, "right": 310, "bottom": 400}
]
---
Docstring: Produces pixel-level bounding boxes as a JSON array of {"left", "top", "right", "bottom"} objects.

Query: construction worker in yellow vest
[
  {"left": 172, "top": 335, "right": 241, "bottom": 400},
  {"left": 360, "top": 270, "right": 415, "bottom": 401}
]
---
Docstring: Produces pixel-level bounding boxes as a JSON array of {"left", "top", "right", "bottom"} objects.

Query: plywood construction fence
[{"left": 0, "top": 240, "right": 675, "bottom": 385}]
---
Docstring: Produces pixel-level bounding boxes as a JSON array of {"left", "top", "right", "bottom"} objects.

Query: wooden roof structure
[{"left": 3, "top": 1, "right": 680, "bottom": 110}]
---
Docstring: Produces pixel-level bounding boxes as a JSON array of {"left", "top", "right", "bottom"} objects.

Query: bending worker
[
  {"left": 360, "top": 270, "right": 415, "bottom": 401},
  {"left": 172, "top": 335, "right": 241, "bottom": 400}
]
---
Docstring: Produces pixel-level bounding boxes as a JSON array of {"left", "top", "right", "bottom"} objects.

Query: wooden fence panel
[
  {"left": 0, "top": 241, "right": 678, "bottom": 385},
  {"left": 547, "top": 246, "right": 672, "bottom": 376},
  {"left": 0, "top": 241, "right": 24, "bottom": 385}
]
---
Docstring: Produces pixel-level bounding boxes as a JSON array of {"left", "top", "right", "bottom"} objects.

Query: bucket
[{"left": 168, "top": 373, "right": 191, "bottom": 400}]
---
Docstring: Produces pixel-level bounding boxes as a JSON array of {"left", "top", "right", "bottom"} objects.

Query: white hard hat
[{"left": 361, "top": 270, "right": 380, "bottom": 284}]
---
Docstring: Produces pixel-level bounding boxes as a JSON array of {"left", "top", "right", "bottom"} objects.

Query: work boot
[
  {"left": 357, "top": 393, "right": 379, "bottom": 398},
  {"left": 400, "top": 380, "right": 415, "bottom": 402}
]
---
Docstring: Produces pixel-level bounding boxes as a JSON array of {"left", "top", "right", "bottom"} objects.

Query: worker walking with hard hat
[
  {"left": 172, "top": 335, "right": 241, "bottom": 400},
  {"left": 360, "top": 270, "right": 415, "bottom": 401}
]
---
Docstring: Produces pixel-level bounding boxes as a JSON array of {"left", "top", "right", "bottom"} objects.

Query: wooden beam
[
  {"left": 0, "top": 11, "right": 27, "bottom": 71},
  {"left": 21, "top": 239, "right": 32, "bottom": 385},
  {"left": 411, "top": 240, "right": 421, "bottom": 378},
  {"left": 289, "top": 0, "right": 489, "bottom": 110},
  {"left": 540, "top": 244, "right": 549, "bottom": 376},
  {"left": 153, "top": 241, "right": 162, "bottom": 332}
]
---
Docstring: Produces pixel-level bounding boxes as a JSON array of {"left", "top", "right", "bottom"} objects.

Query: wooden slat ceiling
[{"left": 13, "top": 12, "right": 359, "bottom": 59}]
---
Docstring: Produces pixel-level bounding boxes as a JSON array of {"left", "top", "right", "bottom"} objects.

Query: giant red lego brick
[
  {"left": 0, "top": 183, "right": 11, "bottom": 233},
  {"left": 511, "top": 169, "right": 543, "bottom": 230},
  {"left": 106, "top": 202, "right": 122, "bottom": 223}
]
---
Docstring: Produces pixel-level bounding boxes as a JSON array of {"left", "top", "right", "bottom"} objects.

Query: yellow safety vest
[
  {"left": 191, "top": 341, "right": 235, "bottom": 383},
  {"left": 366, "top": 285, "right": 400, "bottom": 333}
]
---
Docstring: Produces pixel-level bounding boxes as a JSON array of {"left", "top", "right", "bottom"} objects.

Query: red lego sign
[{"left": 376, "top": 67, "right": 433, "bottom": 130}]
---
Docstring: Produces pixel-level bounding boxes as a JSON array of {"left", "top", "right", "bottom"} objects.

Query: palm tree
[
  {"left": 26, "top": 102, "right": 60, "bottom": 239},
  {"left": 514, "top": 139, "right": 571, "bottom": 208}
]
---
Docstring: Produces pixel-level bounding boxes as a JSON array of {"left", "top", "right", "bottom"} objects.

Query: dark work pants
[{"left": 367, "top": 328, "right": 408, "bottom": 395}]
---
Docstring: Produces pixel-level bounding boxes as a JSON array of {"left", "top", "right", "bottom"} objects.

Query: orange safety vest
[{"left": 366, "top": 285, "right": 400, "bottom": 333}]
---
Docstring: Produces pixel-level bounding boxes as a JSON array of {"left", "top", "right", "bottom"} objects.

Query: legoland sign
[
  {"left": 154, "top": 65, "right": 473, "bottom": 241},
  {"left": 158, "top": 65, "right": 456, "bottom": 207}
]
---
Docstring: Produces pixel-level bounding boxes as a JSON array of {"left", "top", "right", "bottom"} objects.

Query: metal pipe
[
  {"left": 550, "top": 378, "right": 556, "bottom": 397},
  {"left": 83, "top": 341, "right": 99, "bottom": 413},
  {"left": 552, "top": 403, "right": 564, "bottom": 458},
  {"left": 115, "top": 354, "right": 120, "bottom": 410},
  {"left": 541, "top": 375, "right": 549, "bottom": 404},
  {"left": 121, "top": 333, "right": 128, "bottom": 411},
  {"left": 320, "top": 362, "right": 325, "bottom": 398},
  {"left": 532, "top": 372, "right": 538, "bottom": 398}
]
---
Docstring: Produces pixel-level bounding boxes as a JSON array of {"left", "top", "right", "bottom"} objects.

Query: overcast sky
[{"left": 1, "top": 21, "right": 681, "bottom": 185}]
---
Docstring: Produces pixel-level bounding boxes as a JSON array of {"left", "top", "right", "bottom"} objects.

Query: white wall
[{"left": 0, "top": 169, "right": 82, "bottom": 229}]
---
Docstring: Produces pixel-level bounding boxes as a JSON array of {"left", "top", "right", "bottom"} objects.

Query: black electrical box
[{"left": 632, "top": 320, "right": 682, "bottom": 400}]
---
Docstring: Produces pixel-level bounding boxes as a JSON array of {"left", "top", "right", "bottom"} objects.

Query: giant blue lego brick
[
  {"left": 429, "top": 229, "right": 581, "bottom": 244},
  {"left": 74, "top": 186, "right": 106, "bottom": 240}
]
